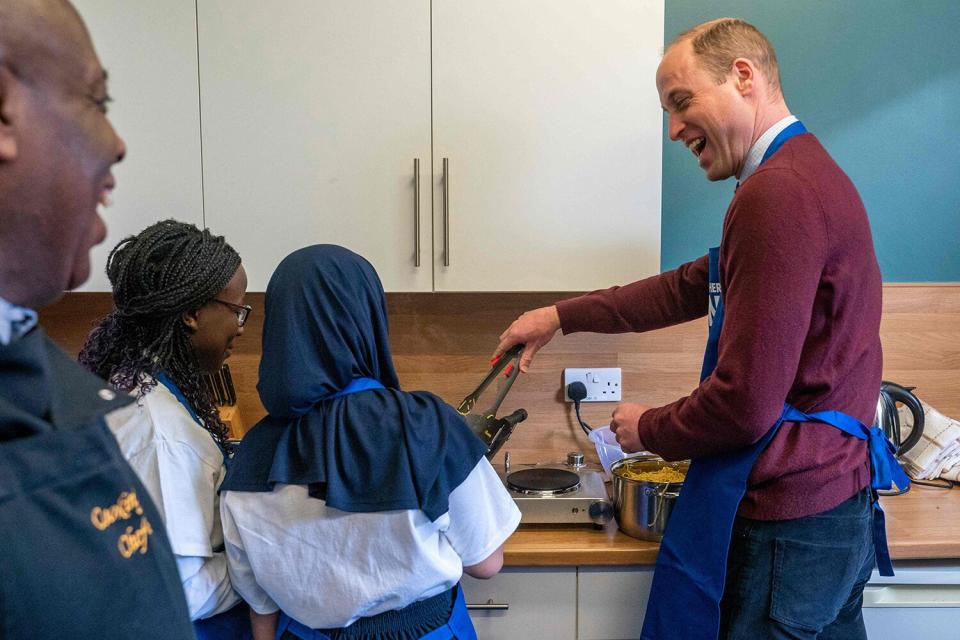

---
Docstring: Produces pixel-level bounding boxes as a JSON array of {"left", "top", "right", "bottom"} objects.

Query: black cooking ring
[{"left": 507, "top": 468, "right": 581, "bottom": 494}]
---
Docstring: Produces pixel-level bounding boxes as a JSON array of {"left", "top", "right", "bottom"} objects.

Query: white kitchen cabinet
[
  {"left": 197, "top": 0, "right": 433, "bottom": 291},
  {"left": 431, "top": 0, "right": 663, "bottom": 291},
  {"left": 198, "top": 0, "right": 663, "bottom": 292},
  {"left": 863, "top": 561, "right": 960, "bottom": 639},
  {"left": 73, "top": 0, "right": 204, "bottom": 292},
  {"left": 75, "top": 2, "right": 663, "bottom": 292},
  {"left": 578, "top": 566, "right": 654, "bottom": 639},
  {"left": 461, "top": 567, "right": 577, "bottom": 640}
]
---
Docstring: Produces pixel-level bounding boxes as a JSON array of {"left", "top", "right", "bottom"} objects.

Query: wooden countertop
[{"left": 504, "top": 483, "right": 960, "bottom": 566}]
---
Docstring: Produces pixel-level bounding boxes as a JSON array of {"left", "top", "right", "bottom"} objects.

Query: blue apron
[
  {"left": 639, "top": 123, "right": 910, "bottom": 640},
  {"left": 272, "top": 378, "right": 478, "bottom": 640},
  {"left": 277, "top": 585, "right": 476, "bottom": 640},
  {"left": 155, "top": 373, "right": 253, "bottom": 640}
]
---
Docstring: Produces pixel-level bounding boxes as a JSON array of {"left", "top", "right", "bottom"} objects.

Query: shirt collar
[
  {"left": 0, "top": 295, "right": 38, "bottom": 346},
  {"left": 737, "top": 115, "right": 799, "bottom": 183}
]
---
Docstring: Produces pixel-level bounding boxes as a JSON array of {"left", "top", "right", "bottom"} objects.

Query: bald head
[
  {"left": 669, "top": 18, "right": 782, "bottom": 99},
  {"left": 0, "top": 0, "right": 95, "bottom": 89}
]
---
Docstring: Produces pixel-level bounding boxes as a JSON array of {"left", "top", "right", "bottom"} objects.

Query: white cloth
[
  {"left": 221, "top": 457, "right": 521, "bottom": 629},
  {"left": 738, "top": 115, "right": 799, "bottom": 183},
  {"left": 105, "top": 381, "right": 240, "bottom": 620},
  {"left": 897, "top": 401, "right": 960, "bottom": 480},
  {"left": 0, "top": 295, "right": 37, "bottom": 345}
]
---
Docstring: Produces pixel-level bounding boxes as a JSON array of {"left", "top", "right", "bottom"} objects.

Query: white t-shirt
[
  {"left": 105, "top": 381, "right": 240, "bottom": 620},
  {"left": 221, "top": 457, "right": 521, "bottom": 629}
]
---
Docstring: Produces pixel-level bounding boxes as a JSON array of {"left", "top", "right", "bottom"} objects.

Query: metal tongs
[{"left": 457, "top": 343, "right": 528, "bottom": 458}]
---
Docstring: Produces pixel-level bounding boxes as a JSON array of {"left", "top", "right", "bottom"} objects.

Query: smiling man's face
[
  {"left": 0, "top": 0, "right": 126, "bottom": 307},
  {"left": 656, "top": 39, "right": 755, "bottom": 182}
]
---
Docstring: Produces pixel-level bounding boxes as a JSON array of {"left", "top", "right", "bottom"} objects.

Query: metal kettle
[{"left": 876, "top": 381, "right": 925, "bottom": 455}]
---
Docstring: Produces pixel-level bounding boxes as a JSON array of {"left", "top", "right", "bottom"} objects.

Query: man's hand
[
  {"left": 610, "top": 402, "right": 651, "bottom": 453},
  {"left": 492, "top": 305, "right": 561, "bottom": 373}
]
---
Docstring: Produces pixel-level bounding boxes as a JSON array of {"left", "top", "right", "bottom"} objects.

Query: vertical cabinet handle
[
  {"left": 442, "top": 157, "right": 450, "bottom": 267},
  {"left": 413, "top": 158, "right": 421, "bottom": 267}
]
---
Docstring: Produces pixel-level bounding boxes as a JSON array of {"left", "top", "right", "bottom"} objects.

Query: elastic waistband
[{"left": 284, "top": 586, "right": 456, "bottom": 640}]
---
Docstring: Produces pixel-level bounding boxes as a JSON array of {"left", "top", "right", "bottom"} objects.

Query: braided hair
[{"left": 79, "top": 219, "right": 242, "bottom": 449}]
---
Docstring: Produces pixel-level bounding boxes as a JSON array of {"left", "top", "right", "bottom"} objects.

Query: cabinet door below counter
[
  {"left": 578, "top": 566, "right": 654, "bottom": 640},
  {"left": 461, "top": 567, "right": 576, "bottom": 640}
]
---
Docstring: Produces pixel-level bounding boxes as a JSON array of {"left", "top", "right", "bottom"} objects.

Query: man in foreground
[{"left": 0, "top": 1, "right": 196, "bottom": 636}]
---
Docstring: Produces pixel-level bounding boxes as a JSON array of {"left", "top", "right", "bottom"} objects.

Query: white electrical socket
[{"left": 564, "top": 367, "right": 622, "bottom": 402}]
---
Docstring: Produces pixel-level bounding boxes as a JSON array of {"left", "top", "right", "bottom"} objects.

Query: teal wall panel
[{"left": 661, "top": 0, "right": 959, "bottom": 281}]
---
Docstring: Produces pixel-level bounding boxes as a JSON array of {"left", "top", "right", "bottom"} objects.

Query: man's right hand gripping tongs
[{"left": 457, "top": 343, "right": 528, "bottom": 458}]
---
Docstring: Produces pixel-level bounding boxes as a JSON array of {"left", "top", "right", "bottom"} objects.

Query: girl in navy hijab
[{"left": 220, "top": 245, "right": 520, "bottom": 640}]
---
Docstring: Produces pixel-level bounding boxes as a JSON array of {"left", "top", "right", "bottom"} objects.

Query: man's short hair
[{"left": 672, "top": 18, "right": 781, "bottom": 96}]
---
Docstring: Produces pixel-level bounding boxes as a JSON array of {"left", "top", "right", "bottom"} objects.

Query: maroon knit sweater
[{"left": 557, "top": 134, "right": 881, "bottom": 520}]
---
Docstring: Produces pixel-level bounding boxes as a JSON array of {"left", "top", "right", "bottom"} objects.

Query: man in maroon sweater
[{"left": 495, "top": 18, "right": 883, "bottom": 639}]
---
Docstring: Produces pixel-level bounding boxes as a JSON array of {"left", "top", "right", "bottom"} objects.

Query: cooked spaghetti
[{"left": 614, "top": 462, "right": 686, "bottom": 484}]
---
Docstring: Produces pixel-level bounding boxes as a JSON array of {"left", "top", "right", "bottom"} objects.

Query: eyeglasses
[{"left": 212, "top": 299, "right": 253, "bottom": 327}]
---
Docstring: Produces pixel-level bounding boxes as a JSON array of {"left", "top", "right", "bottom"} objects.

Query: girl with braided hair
[{"left": 79, "top": 219, "right": 253, "bottom": 640}]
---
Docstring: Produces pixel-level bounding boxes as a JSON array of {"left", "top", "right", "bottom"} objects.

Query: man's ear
[
  {"left": 182, "top": 308, "right": 201, "bottom": 332},
  {"left": 731, "top": 58, "right": 755, "bottom": 96},
  {"left": 0, "top": 65, "right": 19, "bottom": 162}
]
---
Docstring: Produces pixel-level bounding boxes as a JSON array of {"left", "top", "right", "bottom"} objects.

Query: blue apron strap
[
  {"left": 155, "top": 372, "right": 230, "bottom": 460},
  {"left": 326, "top": 377, "right": 385, "bottom": 399},
  {"left": 156, "top": 372, "right": 203, "bottom": 426},
  {"left": 276, "top": 612, "right": 332, "bottom": 640},
  {"left": 780, "top": 403, "right": 909, "bottom": 577},
  {"left": 419, "top": 584, "right": 477, "bottom": 640},
  {"left": 760, "top": 120, "right": 807, "bottom": 164},
  {"left": 782, "top": 405, "right": 912, "bottom": 493},
  {"left": 699, "top": 247, "right": 724, "bottom": 382}
]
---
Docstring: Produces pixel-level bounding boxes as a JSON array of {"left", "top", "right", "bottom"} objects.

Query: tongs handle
[
  {"left": 457, "top": 343, "right": 524, "bottom": 416},
  {"left": 484, "top": 408, "right": 528, "bottom": 459}
]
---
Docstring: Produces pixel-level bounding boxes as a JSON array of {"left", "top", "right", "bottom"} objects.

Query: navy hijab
[{"left": 220, "top": 245, "right": 486, "bottom": 521}]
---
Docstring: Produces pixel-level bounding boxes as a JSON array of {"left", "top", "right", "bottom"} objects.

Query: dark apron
[
  {"left": 273, "top": 378, "right": 477, "bottom": 640},
  {"left": 640, "top": 124, "right": 910, "bottom": 639},
  {"left": 0, "top": 330, "right": 195, "bottom": 639},
  {"left": 278, "top": 585, "right": 475, "bottom": 640}
]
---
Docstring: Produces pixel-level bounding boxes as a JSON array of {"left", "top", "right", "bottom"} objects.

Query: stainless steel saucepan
[{"left": 611, "top": 455, "right": 689, "bottom": 541}]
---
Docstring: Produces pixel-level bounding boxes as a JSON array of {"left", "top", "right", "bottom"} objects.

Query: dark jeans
[{"left": 719, "top": 489, "right": 876, "bottom": 639}]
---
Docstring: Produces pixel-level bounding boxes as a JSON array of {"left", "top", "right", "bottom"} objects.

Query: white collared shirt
[
  {"left": 0, "top": 295, "right": 38, "bottom": 345},
  {"left": 105, "top": 381, "right": 240, "bottom": 620},
  {"left": 738, "top": 115, "right": 799, "bottom": 184},
  {"left": 221, "top": 458, "right": 521, "bottom": 628}
]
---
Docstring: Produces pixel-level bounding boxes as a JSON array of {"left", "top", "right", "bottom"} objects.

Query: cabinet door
[
  {"left": 197, "top": 1, "right": 432, "bottom": 291},
  {"left": 461, "top": 567, "right": 577, "bottom": 640},
  {"left": 432, "top": 0, "right": 663, "bottom": 291},
  {"left": 74, "top": 0, "right": 204, "bottom": 292},
  {"left": 578, "top": 566, "right": 654, "bottom": 639}
]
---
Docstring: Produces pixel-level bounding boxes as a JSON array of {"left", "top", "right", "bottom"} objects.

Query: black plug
[
  {"left": 566, "top": 382, "right": 593, "bottom": 436},
  {"left": 567, "top": 381, "right": 587, "bottom": 402}
]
